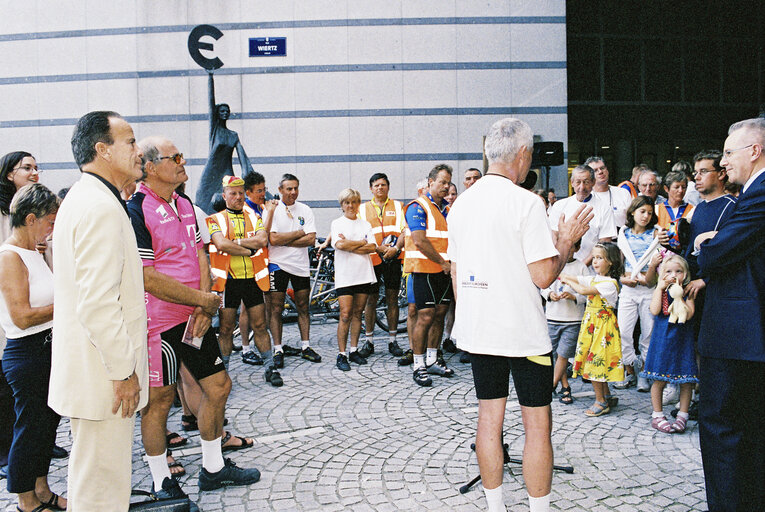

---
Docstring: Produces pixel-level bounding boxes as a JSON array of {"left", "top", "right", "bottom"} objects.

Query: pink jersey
[{"left": 127, "top": 183, "right": 202, "bottom": 336}]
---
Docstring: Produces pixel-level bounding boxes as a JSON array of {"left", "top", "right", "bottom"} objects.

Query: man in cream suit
[{"left": 49, "top": 111, "right": 149, "bottom": 511}]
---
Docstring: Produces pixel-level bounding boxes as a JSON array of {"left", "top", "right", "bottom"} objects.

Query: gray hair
[
  {"left": 415, "top": 178, "right": 428, "bottom": 194},
  {"left": 728, "top": 118, "right": 765, "bottom": 144},
  {"left": 663, "top": 170, "right": 687, "bottom": 188},
  {"left": 138, "top": 137, "right": 162, "bottom": 170},
  {"left": 570, "top": 164, "right": 595, "bottom": 182},
  {"left": 638, "top": 169, "right": 660, "bottom": 184},
  {"left": 484, "top": 118, "right": 534, "bottom": 165},
  {"left": 9, "top": 183, "right": 59, "bottom": 228},
  {"left": 583, "top": 156, "right": 604, "bottom": 168}
]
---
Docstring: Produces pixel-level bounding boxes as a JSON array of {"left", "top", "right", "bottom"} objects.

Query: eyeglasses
[
  {"left": 692, "top": 168, "right": 719, "bottom": 177},
  {"left": 156, "top": 153, "right": 184, "bottom": 165},
  {"left": 722, "top": 144, "right": 754, "bottom": 158},
  {"left": 12, "top": 164, "right": 39, "bottom": 173}
]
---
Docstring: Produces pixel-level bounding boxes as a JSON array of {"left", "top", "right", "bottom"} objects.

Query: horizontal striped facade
[{"left": 0, "top": 0, "right": 568, "bottom": 231}]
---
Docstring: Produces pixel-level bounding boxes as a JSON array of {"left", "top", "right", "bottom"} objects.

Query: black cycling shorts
[
  {"left": 373, "top": 259, "right": 402, "bottom": 291},
  {"left": 269, "top": 269, "right": 311, "bottom": 293},
  {"left": 336, "top": 282, "right": 377, "bottom": 297},
  {"left": 222, "top": 278, "right": 264, "bottom": 309},
  {"left": 157, "top": 322, "right": 225, "bottom": 387},
  {"left": 411, "top": 272, "right": 453, "bottom": 310},
  {"left": 470, "top": 353, "right": 553, "bottom": 407}
]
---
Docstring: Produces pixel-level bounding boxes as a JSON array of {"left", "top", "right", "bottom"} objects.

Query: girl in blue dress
[{"left": 640, "top": 254, "right": 698, "bottom": 433}]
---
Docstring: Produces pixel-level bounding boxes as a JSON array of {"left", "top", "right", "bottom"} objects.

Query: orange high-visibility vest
[
  {"left": 403, "top": 196, "right": 449, "bottom": 274},
  {"left": 656, "top": 202, "right": 694, "bottom": 250},
  {"left": 358, "top": 198, "right": 405, "bottom": 265},
  {"left": 206, "top": 206, "right": 270, "bottom": 292},
  {"left": 619, "top": 180, "right": 638, "bottom": 198}
]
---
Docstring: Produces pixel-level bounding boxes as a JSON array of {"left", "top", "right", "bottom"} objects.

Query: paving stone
[{"left": 0, "top": 322, "right": 709, "bottom": 511}]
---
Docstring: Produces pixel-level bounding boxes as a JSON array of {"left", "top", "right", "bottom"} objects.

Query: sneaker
[
  {"left": 348, "top": 351, "right": 368, "bottom": 365},
  {"left": 282, "top": 344, "right": 302, "bottom": 356},
  {"left": 265, "top": 366, "right": 283, "bottom": 387},
  {"left": 636, "top": 374, "right": 650, "bottom": 392},
  {"left": 198, "top": 458, "right": 261, "bottom": 491},
  {"left": 273, "top": 351, "right": 285, "bottom": 369},
  {"left": 412, "top": 367, "right": 433, "bottom": 387},
  {"left": 442, "top": 337, "right": 457, "bottom": 353},
  {"left": 613, "top": 372, "right": 636, "bottom": 389},
  {"left": 662, "top": 385, "right": 680, "bottom": 406},
  {"left": 398, "top": 349, "right": 413, "bottom": 366},
  {"left": 357, "top": 341, "right": 374, "bottom": 358},
  {"left": 426, "top": 360, "right": 454, "bottom": 377},
  {"left": 336, "top": 354, "right": 351, "bottom": 371},
  {"left": 301, "top": 346, "right": 322, "bottom": 362},
  {"left": 459, "top": 350, "right": 471, "bottom": 364},
  {"left": 242, "top": 351, "right": 263, "bottom": 366},
  {"left": 153, "top": 477, "right": 199, "bottom": 511},
  {"left": 388, "top": 341, "right": 404, "bottom": 357}
]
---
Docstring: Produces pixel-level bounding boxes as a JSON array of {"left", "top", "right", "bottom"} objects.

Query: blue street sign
[{"left": 249, "top": 37, "right": 287, "bottom": 57}]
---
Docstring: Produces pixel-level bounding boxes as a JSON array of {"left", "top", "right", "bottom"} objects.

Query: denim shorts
[{"left": 547, "top": 321, "right": 580, "bottom": 359}]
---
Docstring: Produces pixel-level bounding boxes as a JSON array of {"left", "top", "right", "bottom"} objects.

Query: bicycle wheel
[{"left": 374, "top": 276, "right": 408, "bottom": 334}]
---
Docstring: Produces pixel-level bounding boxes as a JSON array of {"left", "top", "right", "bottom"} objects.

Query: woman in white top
[
  {"left": 0, "top": 184, "right": 65, "bottom": 512},
  {"left": 330, "top": 189, "right": 377, "bottom": 371}
]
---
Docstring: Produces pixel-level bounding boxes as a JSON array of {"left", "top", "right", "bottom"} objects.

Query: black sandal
[
  {"left": 181, "top": 414, "right": 227, "bottom": 432},
  {"left": 221, "top": 431, "right": 254, "bottom": 452},
  {"left": 559, "top": 386, "right": 574, "bottom": 405}
]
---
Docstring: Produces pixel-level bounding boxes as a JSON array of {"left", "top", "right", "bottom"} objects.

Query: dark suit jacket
[{"left": 697, "top": 170, "right": 765, "bottom": 362}]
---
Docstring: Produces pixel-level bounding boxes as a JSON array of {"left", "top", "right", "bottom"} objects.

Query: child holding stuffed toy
[
  {"left": 640, "top": 254, "right": 698, "bottom": 433},
  {"left": 559, "top": 242, "right": 624, "bottom": 417}
]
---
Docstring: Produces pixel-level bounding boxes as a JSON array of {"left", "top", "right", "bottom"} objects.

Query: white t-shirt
[
  {"left": 268, "top": 201, "right": 317, "bottom": 277},
  {"left": 593, "top": 185, "right": 632, "bottom": 227},
  {"left": 447, "top": 175, "right": 559, "bottom": 357},
  {"left": 330, "top": 216, "right": 377, "bottom": 289},
  {"left": 193, "top": 205, "right": 211, "bottom": 244},
  {"left": 541, "top": 259, "right": 588, "bottom": 322},
  {"left": 577, "top": 275, "right": 619, "bottom": 308},
  {"left": 547, "top": 193, "right": 617, "bottom": 263}
]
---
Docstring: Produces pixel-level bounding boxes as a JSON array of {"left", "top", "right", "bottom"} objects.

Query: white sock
[
  {"left": 483, "top": 484, "right": 505, "bottom": 512},
  {"left": 389, "top": 332, "right": 397, "bottom": 342},
  {"left": 678, "top": 411, "right": 689, "bottom": 420},
  {"left": 652, "top": 410, "right": 665, "bottom": 418},
  {"left": 146, "top": 451, "right": 172, "bottom": 491},
  {"left": 340, "top": 351, "right": 348, "bottom": 357},
  {"left": 201, "top": 437, "right": 225, "bottom": 473},
  {"left": 365, "top": 332, "right": 374, "bottom": 342},
  {"left": 247, "top": 344, "right": 256, "bottom": 353},
  {"left": 413, "top": 354, "right": 425, "bottom": 369},
  {"left": 302, "top": 339, "right": 310, "bottom": 350},
  {"left": 426, "top": 348, "right": 437, "bottom": 366},
  {"left": 528, "top": 493, "right": 550, "bottom": 512},
  {"left": 274, "top": 344, "right": 283, "bottom": 353},
  {"left": 350, "top": 345, "right": 358, "bottom": 353}
]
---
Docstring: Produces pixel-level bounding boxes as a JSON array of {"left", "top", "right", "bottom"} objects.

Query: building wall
[{"left": 0, "top": 0, "right": 567, "bottom": 231}]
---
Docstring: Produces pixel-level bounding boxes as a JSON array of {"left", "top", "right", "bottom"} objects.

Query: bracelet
[{"left": 236, "top": 239, "right": 241, "bottom": 245}]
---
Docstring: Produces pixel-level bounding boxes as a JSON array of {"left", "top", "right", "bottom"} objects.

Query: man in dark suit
[{"left": 696, "top": 117, "right": 765, "bottom": 512}]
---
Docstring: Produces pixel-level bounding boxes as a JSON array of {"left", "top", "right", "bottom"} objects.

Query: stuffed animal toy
[{"left": 667, "top": 283, "right": 689, "bottom": 324}]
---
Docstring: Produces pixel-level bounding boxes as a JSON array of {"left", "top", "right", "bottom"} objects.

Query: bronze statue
[
  {"left": 195, "top": 71, "right": 254, "bottom": 212},
  {"left": 189, "top": 24, "right": 254, "bottom": 212}
]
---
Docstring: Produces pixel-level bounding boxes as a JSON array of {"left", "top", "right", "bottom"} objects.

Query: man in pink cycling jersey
[{"left": 128, "top": 137, "right": 261, "bottom": 503}]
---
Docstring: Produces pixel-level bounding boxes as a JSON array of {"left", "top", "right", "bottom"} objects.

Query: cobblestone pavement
[{"left": 1, "top": 321, "right": 707, "bottom": 511}]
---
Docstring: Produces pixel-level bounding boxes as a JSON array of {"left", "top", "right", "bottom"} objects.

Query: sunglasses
[{"left": 156, "top": 153, "right": 184, "bottom": 165}]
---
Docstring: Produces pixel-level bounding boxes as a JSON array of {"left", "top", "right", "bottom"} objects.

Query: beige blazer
[{"left": 48, "top": 173, "right": 148, "bottom": 420}]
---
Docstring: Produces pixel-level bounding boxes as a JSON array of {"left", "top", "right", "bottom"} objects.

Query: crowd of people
[{"left": 0, "top": 112, "right": 762, "bottom": 511}]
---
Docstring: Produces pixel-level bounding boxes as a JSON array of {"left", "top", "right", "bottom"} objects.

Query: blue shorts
[{"left": 547, "top": 321, "right": 580, "bottom": 359}]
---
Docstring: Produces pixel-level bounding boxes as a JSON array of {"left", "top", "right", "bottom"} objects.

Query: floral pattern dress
[{"left": 572, "top": 276, "right": 624, "bottom": 382}]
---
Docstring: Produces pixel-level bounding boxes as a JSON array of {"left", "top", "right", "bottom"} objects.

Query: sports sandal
[
  {"left": 559, "top": 387, "right": 574, "bottom": 405},
  {"left": 42, "top": 492, "right": 66, "bottom": 511},
  {"left": 605, "top": 395, "right": 619, "bottom": 408},
  {"left": 17, "top": 506, "right": 47, "bottom": 512},
  {"left": 221, "top": 431, "right": 254, "bottom": 452},
  {"left": 671, "top": 415, "right": 688, "bottom": 433},
  {"left": 585, "top": 400, "right": 611, "bottom": 417},
  {"left": 166, "top": 451, "right": 186, "bottom": 478},
  {"left": 166, "top": 431, "right": 188, "bottom": 448},
  {"left": 651, "top": 415, "right": 675, "bottom": 433}
]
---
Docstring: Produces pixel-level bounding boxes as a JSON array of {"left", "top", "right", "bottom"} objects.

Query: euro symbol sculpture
[{"left": 188, "top": 25, "right": 255, "bottom": 212}]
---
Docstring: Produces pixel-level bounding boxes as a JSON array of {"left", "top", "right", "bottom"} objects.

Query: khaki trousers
[{"left": 67, "top": 415, "right": 135, "bottom": 512}]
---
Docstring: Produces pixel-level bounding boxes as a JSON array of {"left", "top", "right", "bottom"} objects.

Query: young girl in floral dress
[{"left": 560, "top": 242, "right": 624, "bottom": 417}]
